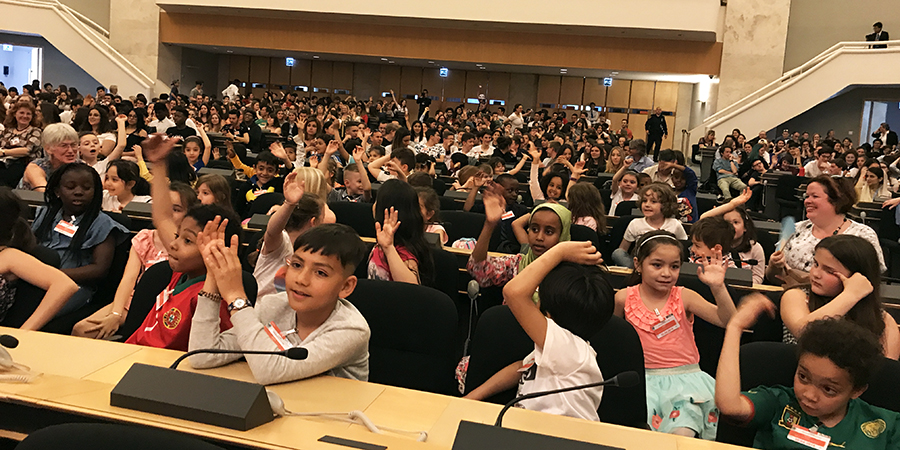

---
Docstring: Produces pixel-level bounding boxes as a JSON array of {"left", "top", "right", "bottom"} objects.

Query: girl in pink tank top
[{"left": 613, "top": 231, "right": 737, "bottom": 440}]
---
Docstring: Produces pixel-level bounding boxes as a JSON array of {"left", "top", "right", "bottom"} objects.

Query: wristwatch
[{"left": 227, "top": 298, "right": 251, "bottom": 313}]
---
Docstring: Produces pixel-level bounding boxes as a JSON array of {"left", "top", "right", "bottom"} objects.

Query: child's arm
[
  {"left": 565, "top": 161, "right": 586, "bottom": 201},
  {"left": 226, "top": 141, "right": 255, "bottom": 178},
  {"left": 462, "top": 174, "right": 489, "bottom": 211},
  {"left": 464, "top": 361, "right": 522, "bottom": 401},
  {"left": 78, "top": 246, "right": 142, "bottom": 338},
  {"left": 62, "top": 236, "right": 115, "bottom": 284},
  {"left": 700, "top": 187, "right": 751, "bottom": 220},
  {"left": 511, "top": 212, "right": 530, "bottom": 245},
  {"left": 716, "top": 293, "right": 777, "bottom": 422},
  {"left": 504, "top": 241, "right": 603, "bottom": 348},
  {"left": 683, "top": 249, "right": 738, "bottom": 327},
  {"left": 507, "top": 154, "right": 528, "bottom": 176},
  {"left": 528, "top": 144, "right": 545, "bottom": 202},
  {"left": 145, "top": 135, "right": 180, "bottom": 248},
  {"left": 375, "top": 207, "right": 420, "bottom": 284},
  {"left": 781, "top": 273, "right": 873, "bottom": 338},
  {"left": 367, "top": 153, "right": 390, "bottom": 179},
  {"left": 198, "top": 124, "right": 212, "bottom": 166},
  {"left": 352, "top": 146, "right": 373, "bottom": 202},
  {"left": 104, "top": 115, "right": 129, "bottom": 163},
  {"left": 0, "top": 249, "right": 78, "bottom": 331},
  {"left": 261, "top": 172, "right": 304, "bottom": 257},
  {"left": 471, "top": 190, "right": 504, "bottom": 263},
  {"left": 610, "top": 163, "right": 628, "bottom": 195},
  {"left": 133, "top": 144, "right": 153, "bottom": 182}
]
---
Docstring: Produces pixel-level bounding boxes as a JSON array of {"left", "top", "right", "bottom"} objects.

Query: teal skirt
[{"left": 645, "top": 364, "right": 719, "bottom": 440}]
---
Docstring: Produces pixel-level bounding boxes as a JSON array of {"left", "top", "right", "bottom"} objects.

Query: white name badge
[
  {"left": 54, "top": 220, "right": 78, "bottom": 238},
  {"left": 651, "top": 314, "right": 681, "bottom": 339},
  {"left": 787, "top": 424, "right": 831, "bottom": 450},
  {"left": 264, "top": 321, "right": 292, "bottom": 351}
]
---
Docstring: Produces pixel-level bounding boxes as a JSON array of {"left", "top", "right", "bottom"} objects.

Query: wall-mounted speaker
[{"left": 3, "top": 66, "right": 8, "bottom": 76}]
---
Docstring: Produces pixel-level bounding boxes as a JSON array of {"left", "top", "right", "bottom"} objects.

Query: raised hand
[
  {"left": 837, "top": 272, "right": 874, "bottom": 298},
  {"left": 375, "top": 207, "right": 400, "bottom": 249},
  {"left": 115, "top": 114, "right": 127, "bottom": 126},
  {"left": 352, "top": 145, "right": 365, "bottom": 163},
  {"left": 697, "top": 249, "right": 727, "bottom": 288},
  {"left": 571, "top": 160, "right": 586, "bottom": 179},
  {"left": 557, "top": 241, "right": 604, "bottom": 266},
  {"left": 282, "top": 171, "right": 306, "bottom": 205},
  {"left": 483, "top": 189, "right": 506, "bottom": 224},
  {"left": 141, "top": 133, "right": 180, "bottom": 163},
  {"left": 527, "top": 144, "right": 542, "bottom": 163},
  {"left": 729, "top": 293, "right": 777, "bottom": 331},
  {"left": 269, "top": 141, "right": 287, "bottom": 160},
  {"left": 196, "top": 215, "right": 228, "bottom": 294},
  {"left": 733, "top": 187, "right": 752, "bottom": 206},
  {"left": 225, "top": 140, "right": 236, "bottom": 159},
  {"left": 325, "top": 139, "right": 340, "bottom": 156},
  {"left": 204, "top": 235, "right": 244, "bottom": 303}
]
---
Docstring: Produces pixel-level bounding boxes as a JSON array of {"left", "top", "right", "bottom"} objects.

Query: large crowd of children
[{"left": 2, "top": 79, "right": 900, "bottom": 447}]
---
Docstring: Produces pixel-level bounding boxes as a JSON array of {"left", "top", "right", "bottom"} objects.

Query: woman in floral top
[{"left": 0, "top": 102, "right": 43, "bottom": 188}]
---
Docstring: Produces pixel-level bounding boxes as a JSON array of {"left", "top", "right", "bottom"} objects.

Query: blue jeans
[
  {"left": 611, "top": 248, "right": 634, "bottom": 268},
  {"left": 54, "top": 285, "right": 92, "bottom": 318}
]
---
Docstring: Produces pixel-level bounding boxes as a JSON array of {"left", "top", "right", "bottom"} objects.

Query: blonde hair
[
  {"left": 606, "top": 146, "right": 625, "bottom": 173},
  {"left": 293, "top": 166, "right": 330, "bottom": 199}
]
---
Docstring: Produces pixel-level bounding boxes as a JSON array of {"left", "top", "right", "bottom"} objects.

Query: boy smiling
[{"left": 189, "top": 222, "right": 370, "bottom": 385}]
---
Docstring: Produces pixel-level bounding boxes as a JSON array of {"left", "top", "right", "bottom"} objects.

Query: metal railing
[{"left": 693, "top": 39, "right": 900, "bottom": 136}]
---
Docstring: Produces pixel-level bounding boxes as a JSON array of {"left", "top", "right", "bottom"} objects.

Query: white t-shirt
[
  {"left": 610, "top": 190, "right": 638, "bottom": 216},
  {"left": 102, "top": 191, "right": 151, "bottom": 212},
  {"left": 622, "top": 217, "right": 688, "bottom": 243},
  {"left": 92, "top": 158, "right": 113, "bottom": 179},
  {"left": 253, "top": 230, "right": 294, "bottom": 299},
  {"left": 516, "top": 318, "right": 603, "bottom": 421}
]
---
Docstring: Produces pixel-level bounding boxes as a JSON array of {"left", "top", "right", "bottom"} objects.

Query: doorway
[{"left": 0, "top": 43, "right": 42, "bottom": 91}]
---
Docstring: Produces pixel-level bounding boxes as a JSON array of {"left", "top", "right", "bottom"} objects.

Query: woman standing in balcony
[{"left": 0, "top": 102, "right": 42, "bottom": 188}]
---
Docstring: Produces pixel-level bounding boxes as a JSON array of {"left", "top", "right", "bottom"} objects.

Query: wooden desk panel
[{"left": 2, "top": 328, "right": 143, "bottom": 379}]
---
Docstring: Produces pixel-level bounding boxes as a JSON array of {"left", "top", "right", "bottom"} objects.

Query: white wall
[
  {"left": 60, "top": 0, "right": 110, "bottom": 30},
  {"left": 157, "top": 0, "right": 723, "bottom": 39},
  {"left": 784, "top": 0, "right": 892, "bottom": 71},
  {"left": 0, "top": 33, "right": 101, "bottom": 96}
]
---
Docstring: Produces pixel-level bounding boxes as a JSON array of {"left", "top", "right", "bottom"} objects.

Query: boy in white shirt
[
  {"left": 189, "top": 222, "right": 370, "bottom": 385},
  {"left": 464, "top": 241, "right": 615, "bottom": 421}
]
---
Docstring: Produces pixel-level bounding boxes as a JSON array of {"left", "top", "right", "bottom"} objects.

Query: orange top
[{"left": 624, "top": 285, "right": 700, "bottom": 369}]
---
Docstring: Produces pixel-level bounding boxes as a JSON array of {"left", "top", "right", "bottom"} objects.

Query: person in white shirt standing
[{"left": 222, "top": 79, "right": 241, "bottom": 102}]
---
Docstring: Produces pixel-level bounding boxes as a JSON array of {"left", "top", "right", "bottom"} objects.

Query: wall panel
[
  {"left": 249, "top": 56, "right": 270, "bottom": 83},
  {"left": 654, "top": 81, "right": 679, "bottom": 111},
  {"left": 310, "top": 60, "right": 334, "bottom": 93},
  {"left": 269, "top": 57, "right": 290, "bottom": 86},
  {"left": 559, "top": 76, "right": 584, "bottom": 107},
  {"left": 630, "top": 80, "right": 656, "bottom": 110},
  {"left": 537, "top": 75, "right": 561, "bottom": 108},
  {"left": 442, "top": 68, "right": 466, "bottom": 110},
  {"left": 228, "top": 55, "right": 250, "bottom": 87},
  {"left": 606, "top": 80, "right": 630, "bottom": 108},
  {"left": 465, "top": 71, "right": 489, "bottom": 102},
  {"left": 289, "top": 59, "right": 311, "bottom": 88},
  {"left": 583, "top": 78, "right": 607, "bottom": 108},
  {"left": 400, "top": 66, "right": 423, "bottom": 118},
  {"left": 352, "top": 63, "right": 380, "bottom": 100},
  {"left": 332, "top": 61, "right": 354, "bottom": 92},
  {"left": 379, "top": 65, "right": 402, "bottom": 98},
  {"left": 487, "top": 72, "right": 510, "bottom": 107}
]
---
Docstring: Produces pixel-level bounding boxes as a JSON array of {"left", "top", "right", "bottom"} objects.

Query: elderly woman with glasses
[{"left": 19, "top": 123, "right": 79, "bottom": 192}]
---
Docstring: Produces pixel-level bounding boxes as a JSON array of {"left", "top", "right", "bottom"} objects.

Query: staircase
[
  {"left": 692, "top": 40, "right": 900, "bottom": 137},
  {"left": 3, "top": 0, "right": 152, "bottom": 95}
]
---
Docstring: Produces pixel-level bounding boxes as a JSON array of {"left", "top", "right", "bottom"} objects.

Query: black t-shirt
[{"left": 166, "top": 125, "right": 196, "bottom": 140}]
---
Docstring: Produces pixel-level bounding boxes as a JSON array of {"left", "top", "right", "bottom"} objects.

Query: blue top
[
  {"left": 32, "top": 207, "right": 129, "bottom": 270},
  {"left": 713, "top": 157, "right": 738, "bottom": 179},
  {"left": 629, "top": 156, "right": 655, "bottom": 173}
]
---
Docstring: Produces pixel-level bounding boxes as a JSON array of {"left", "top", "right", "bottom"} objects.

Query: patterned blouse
[{"left": 0, "top": 126, "right": 43, "bottom": 160}]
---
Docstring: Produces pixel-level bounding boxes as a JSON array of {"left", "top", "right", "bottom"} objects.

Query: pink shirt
[
  {"left": 126, "top": 229, "right": 168, "bottom": 309},
  {"left": 623, "top": 285, "right": 700, "bottom": 369}
]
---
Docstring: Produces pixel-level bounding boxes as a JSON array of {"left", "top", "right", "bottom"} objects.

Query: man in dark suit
[
  {"left": 866, "top": 22, "right": 889, "bottom": 49},
  {"left": 645, "top": 107, "right": 668, "bottom": 161},
  {"left": 873, "top": 123, "right": 899, "bottom": 150}
]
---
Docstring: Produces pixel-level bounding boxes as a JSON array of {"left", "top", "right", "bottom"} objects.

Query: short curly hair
[
  {"left": 807, "top": 175, "right": 856, "bottom": 214},
  {"left": 638, "top": 182, "right": 679, "bottom": 218},
  {"left": 797, "top": 318, "right": 883, "bottom": 389}
]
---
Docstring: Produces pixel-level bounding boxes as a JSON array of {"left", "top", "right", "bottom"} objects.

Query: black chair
[
  {"left": 878, "top": 207, "right": 900, "bottom": 278},
  {"left": 570, "top": 224, "right": 602, "bottom": 252},
  {"left": 246, "top": 192, "right": 285, "bottom": 217},
  {"left": 329, "top": 201, "right": 376, "bottom": 238},
  {"left": 346, "top": 279, "right": 459, "bottom": 395},
  {"left": 117, "top": 262, "right": 258, "bottom": 342},
  {"left": 613, "top": 200, "right": 638, "bottom": 217},
  {"left": 439, "top": 195, "right": 464, "bottom": 211},
  {"left": 16, "top": 423, "right": 227, "bottom": 450},
  {"left": 431, "top": 248, "right": 460, "bottom": 305},
  {"left": 774, "top": 175, "right": 806, "bottom": 220},
  {"left": 604, "top": 215, "right": 638, "bottom": 262},
  {"left": 463, "top": 305, "right": 534, "bottom": 404},
  {"left": 441, "top": 210, "right": 486, "bottom": 243},
  {"left": 0, "top": 246, "right": 60, "bottom": 329},
  {"left": 589, "top": 315, "right": 647, "bottom": 429}
]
